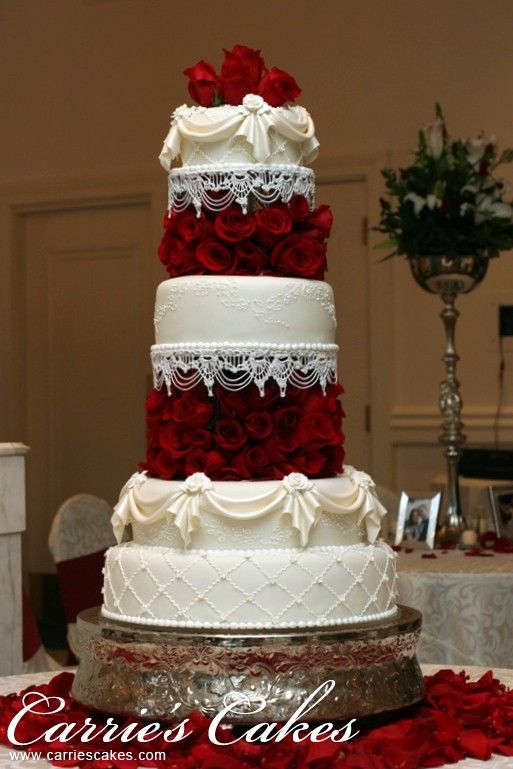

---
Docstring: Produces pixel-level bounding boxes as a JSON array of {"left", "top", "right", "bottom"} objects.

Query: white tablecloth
[
  {"left": 0, "top": 668, "right": 512, "bottom": 769},
  {"left": 397, "top": 549, "right": 513, "bottom": 667}
]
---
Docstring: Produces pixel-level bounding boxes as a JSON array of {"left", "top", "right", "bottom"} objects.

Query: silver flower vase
[{"left": 409, "top": 255, "right": 489, "bottom": 543}]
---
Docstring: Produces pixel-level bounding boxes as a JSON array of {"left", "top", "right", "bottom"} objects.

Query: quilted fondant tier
[{"left": 101, "top": 540, "right": 397, "bottom": 629}]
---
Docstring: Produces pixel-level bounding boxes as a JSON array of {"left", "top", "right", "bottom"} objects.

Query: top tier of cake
[{"left": 159, "top": 95, "right": 319, "bottom": 171}]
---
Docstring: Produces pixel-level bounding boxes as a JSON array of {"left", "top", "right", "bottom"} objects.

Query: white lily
[
  {"left": 466, "top": 135, "right": 497, "bottom": 166},
  {"left": 426, "top": 194, "right": 442, "bottom": 210},
  {"left": 474, "top": 194, "right": 513, "bottom": 224},
  {"left": 405, "top": 192, "right": 427, "bottom": 215},
  {"left": 423, "top": 119, "right": 444, "bottom": 159}
]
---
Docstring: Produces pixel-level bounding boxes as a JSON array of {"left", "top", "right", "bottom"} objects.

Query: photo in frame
[
  {"left": 487, "top": 486, "right": 513, "bottom": 540},
  {"left": 394, "top": 492, "right": 442, "bottom": 549}
]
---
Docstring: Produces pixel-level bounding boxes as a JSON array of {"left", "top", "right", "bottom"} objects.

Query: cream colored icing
[
  {"left": 112, "top": 467, "right": 387, "bottom": 549},
  {"left": 101, "top": 540, "right": 397, "bottom": 630},
  {"left": 153, "top": 275, "right": 336, "bottom": 346},
  {"left": 159, "top": 95, "right": 319, "bottom": 170}
]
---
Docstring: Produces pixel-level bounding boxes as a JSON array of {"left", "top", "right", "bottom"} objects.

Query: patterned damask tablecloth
[
  {"left": 397, "top": 549, "right": 513, "bottom": 667},
  {"left": 1, "top": 668, "right": 513, "bottom": 769}
]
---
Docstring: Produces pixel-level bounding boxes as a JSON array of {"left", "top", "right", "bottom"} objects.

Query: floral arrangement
[
  {"left": 143, "top": 381, "right": 345, "bottom": 482},
  {"left": 184, "top": 44, "right": 301, "bottom": 107},
  {"left": 158, "top": 196, "right": 333, "bottom": 280},
  {"left": 3, "top": 669, "right": 513, "bottom": 768},
  {"left": 377, "top": 104, "right": 513, "bottom": 259}
]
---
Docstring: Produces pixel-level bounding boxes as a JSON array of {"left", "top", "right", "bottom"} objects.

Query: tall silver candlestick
[{"left": 409, "top": 255, "right": 489, "bottom": 542}]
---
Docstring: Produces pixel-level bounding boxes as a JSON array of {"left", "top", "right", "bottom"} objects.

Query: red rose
[
  {"left": 293, "top": 451, "right": 326, "bottom": 477},
  {"left": 176, "top": 211, "right": 210, "bottom": 243},
  {"left": 170, "top": 391, "right": 214, "bottom": 427},
  {"left": 246, "top": 411, "right": 273, "bottom": 440},
  {"left": 154, "top": 450, "right": 179, "bottom": 480},
  {"left": 288, "top": 195, "right": 310, "bottom": 221},
  {"left": 215, "top": 418, "right": 247, "bottom": 451},
  {"left": 298, "top": 412, "right": 341, "bottom": 448},
  {"left": 158, "top": 232, "right": 199, "bottom": 277},
  {"left": 160, "top": 423, "right": 193, "bottom": 458},
  {"left": 271, "top": 234, "right": 326, "bottom": 279},
  {"left": 215, "top": 205, "right": 256, "bottom": 243},
  {"left": 245, "top": 381, "right": 281, "bottom": 411},
  {"left": 185, "top": 449, "right": 226, "bottom": 477},
  {"left": 183, "top": 60, "right": 220, "bottom": 107},
  {"left": 196, "top": 237, "right": 235, "bottom": 273},
  {"left": 255, "top": 205, "right": 292, "bottom": 247},
  {"left": 220, "top": 45, "right": 266, "bottom": 105},
  {"left": 233, "top": 446, "right": 270, "bottom": 478},
  {"left": 216, "top": 386, "right": 249, "bottom": 419},
  {"left": 270, "top": 430, "right": 299, "bottom": 458},
  {"left": 234, "top": 241, "right": 267, "bottom": 274},
  {"left": 145, "top": 388, "right": 168, "bottom": 414},
  {"left": 273, "top": 406, "right": 301, "bottom": 431},
  {"left": 216, "top": 467, "right": 244, "bottom": 481},
  {"left": 323, "top": 444, "right": 345, "bottom": 476},
  {"left": 258, "top": 66, "right": 301, "bottom": 107},
  {"left": 304, "top": 204, "right": 333, "bottom": 239}
]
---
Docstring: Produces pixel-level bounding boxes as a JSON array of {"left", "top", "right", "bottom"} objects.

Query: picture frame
[
  {"left": 394, "top": 491, "right": 442, "bottom": 549},
  {"left": 487, "top": 486, "right": 513, "bottom": 540}
]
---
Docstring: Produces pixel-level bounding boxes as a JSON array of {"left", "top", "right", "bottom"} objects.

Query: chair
[
  {"left": 375, "top": 484, "right": 401, "bottom": 542},
  {"left": 48, "top": 494, "right": 116, "bottom": 661},
  {"left": 22, "top": 587, "right": 62, "bottom": 673}
]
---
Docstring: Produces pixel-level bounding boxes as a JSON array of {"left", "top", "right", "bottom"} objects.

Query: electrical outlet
[{"left": 499, "top": 305, "right": 513, "bottom": 337}]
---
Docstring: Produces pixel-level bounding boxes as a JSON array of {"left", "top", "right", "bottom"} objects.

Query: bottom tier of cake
[{"left": 101, "top": 540, "right": 397, "bottom": 629}]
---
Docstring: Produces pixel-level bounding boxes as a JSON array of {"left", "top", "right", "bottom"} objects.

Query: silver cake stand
[{"left": 72, "top": 606, "right": 423, "bottom": 723}]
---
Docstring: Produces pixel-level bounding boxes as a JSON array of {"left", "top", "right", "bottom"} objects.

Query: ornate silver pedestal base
[{"left": 72, "top": 606, "right": 423, "bottom": 723}]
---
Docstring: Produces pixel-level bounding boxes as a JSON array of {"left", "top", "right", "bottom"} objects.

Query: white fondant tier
[
  {"left": 101, "top": 540, "right": 397, "bottom": 629},
  {"left": 159, "top": 96, "right": 319, "bottom": 171},
  {"left": 152, "top": 276, "right": 338, "bottom": 395},
  {"left": 154, "top": 276, "right": 336, "bottom": 346},
  {"left": 113, "top": 469, "right": 387, "bottom": 549}
]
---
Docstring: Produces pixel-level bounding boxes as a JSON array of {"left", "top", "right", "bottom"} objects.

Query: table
[
  {"left": 397, "top": 548, "right": 513, "bottom": 667},
  {"left": 1, "top": 668, "right": 512, "bottom": 769}
]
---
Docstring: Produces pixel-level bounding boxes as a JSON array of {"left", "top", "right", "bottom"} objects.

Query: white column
[{"left": 0, "top": 443, "right": 29, "bottom": 675}]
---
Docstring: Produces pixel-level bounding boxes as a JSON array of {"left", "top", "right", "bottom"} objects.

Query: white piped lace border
[
  {"left": 167, "top": 164, "right": 315, "bottom": 215},
  {"left": 151, "top": 342, "right": 338, "bottom": 396}
]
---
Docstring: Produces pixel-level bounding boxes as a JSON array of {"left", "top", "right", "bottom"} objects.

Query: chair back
[{"left": 48, "top": 493, "right": 115, "bottom": 659}]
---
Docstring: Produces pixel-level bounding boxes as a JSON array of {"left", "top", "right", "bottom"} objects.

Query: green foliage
[{"left": 375, "top": 106, "right": 513, "bottom": 259}]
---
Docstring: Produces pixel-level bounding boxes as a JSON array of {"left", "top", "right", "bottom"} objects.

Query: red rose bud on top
[
  {"left": 258, "top": 67, "right": 301, "bottom": 107},
  {"left": 220, "top": 45, "right": 266, "bottom": 105},
  {"left": 183, "top": 60, "right": 220, "bottom": 107}
]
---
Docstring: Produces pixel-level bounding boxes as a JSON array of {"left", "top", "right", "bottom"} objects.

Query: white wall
[{"left": 2, "top": 0, "right": 513, "bottom": 498}]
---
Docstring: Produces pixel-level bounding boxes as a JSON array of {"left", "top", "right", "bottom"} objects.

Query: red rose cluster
[
  {"left": 142, "top": 380, "right": 345, "bottom": 482},
  {"left": 158, "top": 196, "right": 332, "bottom": 280},
  {"left": 184, "top": 44, "right": 301, "bottom": 107}
]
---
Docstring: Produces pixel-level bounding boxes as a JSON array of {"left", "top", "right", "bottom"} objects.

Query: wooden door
[{"left": 21, "top": 202, "right": 153, "bottom": 574}]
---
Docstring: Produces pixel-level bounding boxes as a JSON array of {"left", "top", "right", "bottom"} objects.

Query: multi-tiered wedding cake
[{"left": 100, "top": 46, "right": 398, "bottom": 633}]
